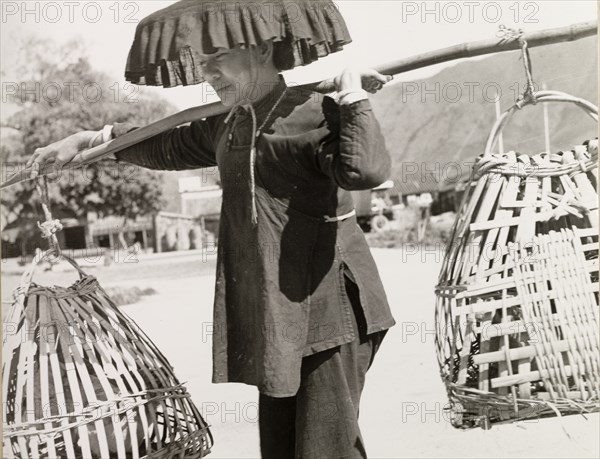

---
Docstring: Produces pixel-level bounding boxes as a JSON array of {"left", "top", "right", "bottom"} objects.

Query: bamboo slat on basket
[
  {"left": 25, "top": 316, "right": 38, "bottom": 459},
  {"left": 38, "top": 299, "right": 56, "bottom": 459},
  {"left": 572, "top": 145, "right": 599, "bottom": 227},
  {"left": 481, "top": 318, "right": 541, "bottom": 339},
  {"left": 57, "top": 297, "right": 127, "bottom": 457},
  {"left": 536, "top": 391, "right": 588, "bottom": 400},
  {"left": 491, "top": 366, "right": 576, "bottom": 389},
  {"left": 46, "top": 323, "right": 77, "bottom": 458},
  {"left": 15, "top": 317, "right": 31, "bottom": 458},
  {"left": 456, "top": 317, "right": 475, "bottom": 385},
  {"left": 478, "top": 158, "right": 522, "bottom": 392},
  {"left": 467, "top": 247, "right": 596, "bottom": 282},
  {"left": 478, "top": 312, "right": 493, "bottom": 392},
  {"left": 74, "top": 299, "right": 141, "bottom": 456},
  {"left": 469, "top": 209, "right": 577, "bottom": 231},
  {"left": 456, "top": 264, "right": 599, "bottom": 299},
  {"left": 448, "top": 315, "right": 462, "bottom": 387},
  {"left": 51, "top": 298, "right": 97, "bottom": 458},
  {"left": 453, "top": 176, "right": 491, "bottom": 284},
  {"left": 456, "top": 282, "right": 599, "bottom": 316},
  {"left": 473, "top": 339, "right": 573, "bottom": 364},
  {"left": 469, "top": 172, "right": 506, "bottom": 280},
  {"left": 516, "top": 176, "right": 539, "bottom": 243},
  {"left": 496, "top": 259, "right": 513, "bottom": 397}
]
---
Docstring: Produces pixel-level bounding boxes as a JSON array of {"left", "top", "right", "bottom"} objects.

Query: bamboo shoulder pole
[
  {"left": 1, "top": 20, "right": 596, "bottom": 189},
  {"left": 378, "top": 20, "right": 596, "bottom": 75}
]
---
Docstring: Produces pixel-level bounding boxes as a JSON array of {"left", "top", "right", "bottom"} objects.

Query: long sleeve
[
  {"left": 113, "top": 118, "right": 219, "bottom": 170},
  {"left": 316, "top": 97, "right": 391, "bottom": 191}
]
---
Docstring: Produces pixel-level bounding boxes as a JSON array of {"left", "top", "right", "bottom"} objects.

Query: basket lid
[{"left": 124, "top": 0, "right": 352, "bottom": 88}]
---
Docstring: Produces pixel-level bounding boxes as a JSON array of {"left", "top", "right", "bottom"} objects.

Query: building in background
[
  {"left": 88, "top": 214, "right": 154, "bottom": 251},
  {"left": 177, "top": 176, "right": 222, "bottom": 244}
]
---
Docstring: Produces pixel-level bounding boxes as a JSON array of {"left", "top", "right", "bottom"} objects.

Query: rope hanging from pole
[
  {"left": 497, "top": 25, "right": 537, "bottom": 107},
  {"left": 518, "top": 38, "right": 537, "bottom": 105}
]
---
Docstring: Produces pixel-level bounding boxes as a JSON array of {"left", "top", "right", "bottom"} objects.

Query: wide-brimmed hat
[{"left": 124, "top": 0, "right": 351, "bottom": 88}]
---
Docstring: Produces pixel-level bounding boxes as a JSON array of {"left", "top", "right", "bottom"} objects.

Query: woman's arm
[
  {"left": 315, "top": 69, "right": 392, "bottom": 191},
  {"left": 111, "top": 119, "right": 218, "bottom": 170},
  {"left": 26, "top": 118, "right": 219, "bottom": 179}
]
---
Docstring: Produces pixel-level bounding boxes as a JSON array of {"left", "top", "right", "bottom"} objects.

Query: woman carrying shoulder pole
[{"left": 26, "top": 2, "right": 396, "bottom": 457}]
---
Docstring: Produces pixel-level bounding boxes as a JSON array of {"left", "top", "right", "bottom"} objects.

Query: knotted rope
[{"left": 35, "top": 176, "right": 62, "bottom": 256}]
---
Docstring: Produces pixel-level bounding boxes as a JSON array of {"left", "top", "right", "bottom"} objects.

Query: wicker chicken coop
[
  {"left": 435, "top": 90, "right": 599, "bottom": 429},
  {"left": 2, "top": 252, "right": 213, "bottom": 458}
]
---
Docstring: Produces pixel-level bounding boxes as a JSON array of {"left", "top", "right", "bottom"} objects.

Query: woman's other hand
[
  {"left": 25, "top": 131, "right": 100, "bottom": 179},
  {"left": 333, "top": 67, "right": 393, "bottom": 94}
]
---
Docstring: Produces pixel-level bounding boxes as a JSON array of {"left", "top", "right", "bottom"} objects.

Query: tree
[{"left": 1, "top": 36, "right": 179, "bottom": 254}]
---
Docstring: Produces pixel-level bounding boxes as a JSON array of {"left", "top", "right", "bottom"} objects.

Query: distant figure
[
  {"left": 164, "top": 227, "right": 178, "bottom": 252},
  {"left": 417, "top": 193, "right": 433, "bottom": 242},
  {"left": 189, "top": 227, "right": 202, "bottom": 250},
  {"left": 371, "top": 196, "right": 387, "bottom": 215},
  {"left": 103, "top": 248, "right": 113, "bottom": 267},
  {"left": 127, "top": 242, "right": 141, "bottom": 259}
]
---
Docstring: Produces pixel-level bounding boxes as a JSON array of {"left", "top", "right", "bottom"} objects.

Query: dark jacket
[{"left": 113, "top": 80, "right": 395, "bottom": 397}]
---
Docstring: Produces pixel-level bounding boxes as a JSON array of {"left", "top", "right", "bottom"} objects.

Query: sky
[{"left": 1, "top": 1, "right": 598, "bottom": 111}]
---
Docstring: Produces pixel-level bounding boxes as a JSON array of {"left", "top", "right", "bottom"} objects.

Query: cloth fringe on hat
[{"left": 124, "top": 0, "right": 352, "bottom": 88}]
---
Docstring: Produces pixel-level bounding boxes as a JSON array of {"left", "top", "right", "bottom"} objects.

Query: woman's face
[{"left": 200, "top": 47, "right": 272, "bottom": 107}]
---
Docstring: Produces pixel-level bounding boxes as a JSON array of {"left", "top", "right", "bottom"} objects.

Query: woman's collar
[
  {"left": 251, "top": 75, "right": 287, "bottom": 115},
  {"left": 224, "top": 76, "right": 287, "bottom": 124}
]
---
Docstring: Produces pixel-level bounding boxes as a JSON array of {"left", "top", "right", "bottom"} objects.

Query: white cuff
[
  {"left": 88, "top": 130, "right": 103, "bottom": 149},
  {"left": 88, "top": 125, "right": 114, "bottom": 149},
  {"left": 103, "top": 125, "right": 116, "bottom": 159},
  {"left": 336, "top": 89, "right": 368, "bottom": 106},
  {"left": 102, "top": 124, "right": 114, "bottom": 143}
]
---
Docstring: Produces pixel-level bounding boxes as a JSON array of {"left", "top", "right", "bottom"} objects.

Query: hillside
[{"left": 369, "top": 36, "right": 598, "bottom": 190}]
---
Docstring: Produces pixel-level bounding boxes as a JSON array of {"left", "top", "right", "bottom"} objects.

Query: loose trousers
[{"left": 259, "top": 275, "right": 387, "bottom": 459}]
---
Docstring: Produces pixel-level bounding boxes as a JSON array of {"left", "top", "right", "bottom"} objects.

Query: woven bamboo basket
[
  {"left": 435, "top": 90, "right": 599, "bottom": 429},
  {"left": 2, "top": 252, "right": 213, "bottom": 458}
]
